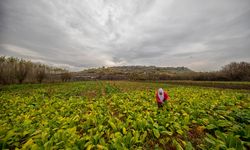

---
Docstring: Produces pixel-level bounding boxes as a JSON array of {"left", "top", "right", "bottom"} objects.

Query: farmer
[{"left": 156, "top": 88, "right": 170, "bottom": 108}]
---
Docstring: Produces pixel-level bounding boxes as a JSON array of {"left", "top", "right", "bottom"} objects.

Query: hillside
[{"left": 73, "top": 66, "right": 193, "bottom": 80}]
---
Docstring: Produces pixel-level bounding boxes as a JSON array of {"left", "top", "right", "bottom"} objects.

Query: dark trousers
[{"left": 157, "top": 99, "right": 166, "bottom": 108}]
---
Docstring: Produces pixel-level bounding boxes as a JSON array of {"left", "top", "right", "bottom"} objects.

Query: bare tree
[
  {"left": 15, "top": 60, "right": 31, "bottom": 83},
  {"left": 61, "top": 72, "right": 72, "bottom": 82},
  {"left": 222, "top": 62, "right": 250, "bottom": 81},
  {"left": 35, "top": 64, "right": 46, "bottom": 83},
  {"left": 6, "top": 57, "right": 17, "bottom": 84},
  {"left": 0, "top": 56, "right": 7, "bottom": 84},
  {"left": 0, "top": 56, "right": 72, "bottom": 84}
]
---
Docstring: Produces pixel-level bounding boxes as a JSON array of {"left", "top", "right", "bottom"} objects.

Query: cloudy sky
[{"left": 0, "top": 0, "right": 250, "bottom": 71}]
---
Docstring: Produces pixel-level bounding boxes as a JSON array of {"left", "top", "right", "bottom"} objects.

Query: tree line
[
  {"left": 0, "top": 56, "right": 72, "bottom": 84},
  {"left": 139, "top": 62, "right": 250, "bottom": 81},
  {"left": 1, "top": 56, "right": 249, "bottom": 85},
  {"left": 187, "top": 62, "right": 250, "bottom": 81}
]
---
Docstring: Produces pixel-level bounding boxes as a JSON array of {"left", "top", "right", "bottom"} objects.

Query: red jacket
[{"left": 156, "top": 91, "right": 169, "bottom": 104}]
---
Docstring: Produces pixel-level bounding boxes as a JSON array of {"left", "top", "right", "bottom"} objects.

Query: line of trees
[
  {"left": 188, "top": 62, "right": 250, "bottom": 81},
  {"left": 1, "top": 56, "right": 249, "bottom": 84},
  {"left": 0, "top": 56, "right": 72, "bottom": 84},
  {"left": 144, "top": 62, "right": 249, "bottom": 81}
]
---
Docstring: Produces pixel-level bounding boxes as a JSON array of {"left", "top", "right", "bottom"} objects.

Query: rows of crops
[{"left": 0, "top": 81, "right": 249, "bottom": 149}]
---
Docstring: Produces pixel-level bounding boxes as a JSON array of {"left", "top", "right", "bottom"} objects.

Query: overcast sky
[{"left": 0, "top": 0, "right": 250, "bottom": 71}]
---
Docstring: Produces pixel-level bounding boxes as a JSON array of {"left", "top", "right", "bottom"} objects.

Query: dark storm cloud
[{"left": 0, "top": 0, "right": 250, "bottom": 71}]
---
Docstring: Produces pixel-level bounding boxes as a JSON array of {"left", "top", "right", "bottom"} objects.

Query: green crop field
[{"left": 0, "top": 81, "right": 249, "bottom": 149}]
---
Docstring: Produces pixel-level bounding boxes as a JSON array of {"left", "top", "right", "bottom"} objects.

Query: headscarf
[{"left": 158, "top": 88, "right": 164, "bottom": 102}]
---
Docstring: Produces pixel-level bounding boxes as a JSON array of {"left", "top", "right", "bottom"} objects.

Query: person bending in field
[{"left": 156, "top": 88, "right": 170, "bottom": 108}]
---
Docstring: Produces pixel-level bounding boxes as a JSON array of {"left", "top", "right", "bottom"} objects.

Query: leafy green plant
[{"left": 0, "top": 81, "right": 249, "bottom": 149}]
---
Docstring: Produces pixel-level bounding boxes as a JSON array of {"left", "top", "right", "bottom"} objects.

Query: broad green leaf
[
  {"left": 67, "top": 127, "right": 76, "bottom": 134},
  {"left": 22, "top": 138, "right": 33, "bottom": 149},
  {"left": 4, "top": 129, "right": 16, "bottom": 141},
  {"left": 226, "top": 134, "right": 244, "bottom": 150},
  {"left": 205, "top": 137, "right": 216, "bottom": 145},
  {"left": 215, "top": 130, "right": 226, "bottom": 141},
  {"left": 153, "top": 123, "right": 159, "bottom": 128},
  {"left": 23, "top": 130, "right": 29, "bottom": 136},
  {"left": 122, "top": 127, "right": 127, "bottom": 135},
  {"left": 141, "top": 131, "right": 147, "bottom": 142},
  {"left": 153, "top": 129, "right": 160, "bottom": 138},
  {"left": 108, "top": 120, "right": 116, "bottom": 130},
  {"left": 177, "top": 129, "right": 183, "bottom": 135},
  {"left": 86, "top": 144, "right": 93, "bottom": 150},
  {"left": 217, "top": 120, "right": 232, "bottom": 127},
  {"left": 173, "top": 139, "right": 184, "bottom": 150},
  {"left": 185, "top": 142, "right": 194, "bottom": 150},
  {"left": 31, "top": 144, "right": 40, "bottom": 150},
  {"left": 97, "top": 144, "right": 108, "bottom": 150},
  {"left": 161, "top": 130, "right": 173, "bottom": 136},
  {"left": 206, "top": 124, "right": 217, "bottom": 130}
]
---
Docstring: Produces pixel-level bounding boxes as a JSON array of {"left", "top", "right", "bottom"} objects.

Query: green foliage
[{"left": 0, "top": 81, "right": 249, "bottom": 149}]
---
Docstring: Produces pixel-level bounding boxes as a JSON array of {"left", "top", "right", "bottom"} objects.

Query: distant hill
[
  {"left": 73, "top": 66, "right": 193, "bottom": 80},
  {"left": 1, "top": 56, "right": 249, "bottom": 84}
]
